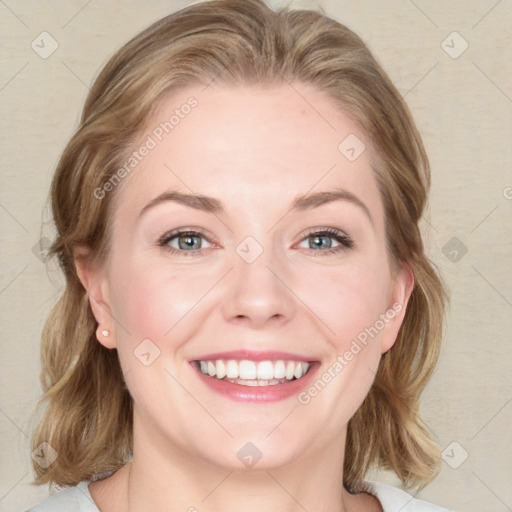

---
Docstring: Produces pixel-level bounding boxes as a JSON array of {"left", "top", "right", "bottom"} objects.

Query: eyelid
[
  {"left": 298, "top": 226, "right": 351, "bottom": 241},
  {"left": 157, "top": 226, "right": 213, "bottom": 245}
]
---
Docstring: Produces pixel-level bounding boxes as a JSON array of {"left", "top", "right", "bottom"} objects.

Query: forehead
[{"left": 112, "top": 82, "right": 384, "bottom": 226}]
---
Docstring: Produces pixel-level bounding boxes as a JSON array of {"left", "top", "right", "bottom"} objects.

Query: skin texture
[{"left": 77, "top": 83, "right": 414, "bottom": 512}]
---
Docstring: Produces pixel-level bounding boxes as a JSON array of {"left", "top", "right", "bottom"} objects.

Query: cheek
[
  {"left": 109, "top": 255, "right": 215, "bottom": 342},
  {"left": 107, "top": 257, "right": 211, "bottom": 410},
  {"left": 294, "top": 264, "right": 391, "bottom": 425},
  {"left": 296, "top": 260, "right": 392, "bottom": 347}
]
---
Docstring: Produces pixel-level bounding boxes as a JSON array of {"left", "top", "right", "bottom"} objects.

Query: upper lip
[{"left": 191, "top": 350, "right": 318, "bottom": 362}]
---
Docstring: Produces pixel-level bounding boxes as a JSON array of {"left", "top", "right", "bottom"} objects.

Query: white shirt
[{"left": 25, "top": 480, "right": 454, "bottom": 511}]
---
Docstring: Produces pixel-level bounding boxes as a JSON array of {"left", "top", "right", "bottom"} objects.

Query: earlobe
[
  {"left": 74, "top": 247, "right": 116, "bottom": 349},
  {"left": 380, "top": 261, "right": 415, "bottom": 354},
  {"left": 96, "top": 325, "right": 116, "bottom": 349}
]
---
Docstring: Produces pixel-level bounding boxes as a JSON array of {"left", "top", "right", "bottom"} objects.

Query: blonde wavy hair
[{"left": 31, "top": 0, "right": 448, "bottom": 493}]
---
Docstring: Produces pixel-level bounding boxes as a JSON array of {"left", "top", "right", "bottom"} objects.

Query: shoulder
[
  {"left": 24, "top": 482, "right": 99, "bottom": 512},
  {"left": 366, "top": 481, "right": 455, "bottom": 512}
]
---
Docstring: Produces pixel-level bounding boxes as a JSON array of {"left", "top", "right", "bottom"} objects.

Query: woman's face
[{"left": 83, "top": 83, "right": 412, "bottom": 470}]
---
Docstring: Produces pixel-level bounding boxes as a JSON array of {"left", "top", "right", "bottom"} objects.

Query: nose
[{"left": 220, "top": 245, "right": 296, "bottom": 329}]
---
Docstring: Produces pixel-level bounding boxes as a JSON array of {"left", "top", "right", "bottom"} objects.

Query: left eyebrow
[
  {"left": 290, "top": 188, "right": 374, "bottom": 226},
  {"left": 137, "top": 187, "right": 373, "bottom": 226}
]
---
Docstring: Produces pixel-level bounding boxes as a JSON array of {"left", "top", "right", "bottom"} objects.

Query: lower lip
[{"left": 191, "top": 363, "right": 319, "bottom": 402}]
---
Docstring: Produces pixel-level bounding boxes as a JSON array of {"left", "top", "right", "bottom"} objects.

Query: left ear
[{"left": 380, "top": 261, "right": 415, "bottom": 354}]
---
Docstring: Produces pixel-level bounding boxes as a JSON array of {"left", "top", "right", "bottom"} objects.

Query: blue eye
[
  {"left": 158, "top": 227, "right": 354, "bottom": 257},
  {"left": 298, "top": 228, "right": 354, "bottom": 256},
  {"left": 159, "top": 229, "right": 213, "bottom": 257}
]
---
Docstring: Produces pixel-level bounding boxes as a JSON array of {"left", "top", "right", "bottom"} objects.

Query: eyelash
[{"left": 157, "top": 227, "right": 354, "bottom": 258}]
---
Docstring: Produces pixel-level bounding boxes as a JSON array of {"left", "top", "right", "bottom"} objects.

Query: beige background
[{"left": 1, "top": 1, "right": 511, "bottom": 511}]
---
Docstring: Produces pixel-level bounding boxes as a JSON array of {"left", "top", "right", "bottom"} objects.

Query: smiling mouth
[{"left": 191, "top": 359, "right": 312, "bottom": 387}]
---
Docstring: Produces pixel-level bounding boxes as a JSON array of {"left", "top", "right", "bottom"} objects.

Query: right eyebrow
[{"left": 138, "top": 191, "right": 223, "bottom": 221}]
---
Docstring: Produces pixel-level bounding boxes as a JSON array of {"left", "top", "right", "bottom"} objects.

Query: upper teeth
[{"left": 198, "top": 359, "right": 310, "bottom": 381}]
